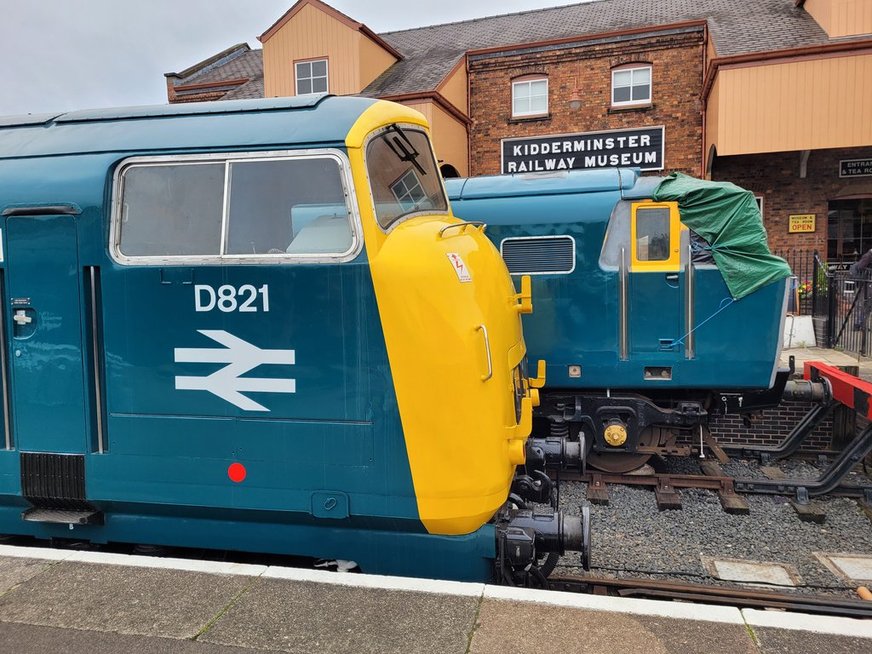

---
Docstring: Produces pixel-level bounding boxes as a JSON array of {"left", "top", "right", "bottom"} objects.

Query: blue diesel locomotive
[
  {"left": 0, "top": 96, "right": 585, "bottom": 582},
  {"left": 447, "top": 170, "right": 792, "bottom": 472}
]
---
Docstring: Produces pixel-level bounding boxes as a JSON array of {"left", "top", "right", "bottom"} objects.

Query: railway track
[
  {"left": 555, "top": 459, "right": 872, "bottom": 519},
  {"left": 548, "top": 574, "right": 872, "bottom": 619}
]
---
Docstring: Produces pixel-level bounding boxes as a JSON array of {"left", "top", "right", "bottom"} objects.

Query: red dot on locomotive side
[{"left": 228, "top": 462, "right": 247, "bottom": 483}]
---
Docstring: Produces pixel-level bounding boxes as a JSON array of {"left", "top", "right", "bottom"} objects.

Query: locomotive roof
[
  {"left": 444, "top": 168, "right": 655, "bottom": 201},
  {"left": 0, "top": 95, "right": 380, "bottom": 160}
]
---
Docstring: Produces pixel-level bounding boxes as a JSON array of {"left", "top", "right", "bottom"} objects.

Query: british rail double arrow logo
[{"left": 174, "top": 330, "right": 296, "bottom": 412}]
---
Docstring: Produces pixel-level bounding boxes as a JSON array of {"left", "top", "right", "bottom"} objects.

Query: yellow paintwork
[
  {"left": 630, "top": 201, "right": 682, "bottom": 273},
  {"left": 514, "top": 275, "right": 533, "bottom": 314},
  {"left": 529, "top": 359, "right": 546, "bottom": 390},
  {"left": 603, "top": 423, "right": 628, "bottom": 447},
  {"left": 345, "top": 100, "right": 535, "bottom": 535}
]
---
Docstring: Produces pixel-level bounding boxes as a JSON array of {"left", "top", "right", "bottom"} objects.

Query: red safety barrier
[{"left": 804, "top": 361, "right": 872, "bottom": 421}]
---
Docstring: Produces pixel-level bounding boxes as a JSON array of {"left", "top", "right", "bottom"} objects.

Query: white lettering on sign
[
  {"left": 195, "top": 284, "right": 270, "bottom": 313},
  {"left": 174, "top": 330, "right": 295, "bottom": 412},
  {"left": 502, "top": 127, "right": 664, "bottom": 173},
  {"left": 447, "top": 252, "right": 472, "bottom": 283}
]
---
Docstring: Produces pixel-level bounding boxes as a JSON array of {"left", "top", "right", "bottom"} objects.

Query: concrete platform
[
  {"left": 781, "top": 346, "right": 872, "bottom": 381},
  {"left": 0, "top": 545, "right": 869, "bottom": 653}
]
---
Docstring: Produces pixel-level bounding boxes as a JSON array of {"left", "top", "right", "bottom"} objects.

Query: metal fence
[
  {"left": 822, "top": 269, "right": 872, "bottom": 356},
  {"left": 777, "top": 249, "right": 872, "bottom": 357},
  {"left": 773, "top": 249, "right": 817, "bottom": 316}
]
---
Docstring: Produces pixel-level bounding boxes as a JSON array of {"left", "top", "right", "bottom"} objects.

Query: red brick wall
[
  {"left": 468, "top": 29, "right": 705, "bottom": 177},
  {"left": 709, "top": 402, "right": 833, "bottom": 451},
  {"left": 711, "top": 147, "right": 872, "bottom": 255}
]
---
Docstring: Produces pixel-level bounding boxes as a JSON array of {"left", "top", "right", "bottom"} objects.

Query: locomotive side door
[
  {"left": 628, "top": 202, "right": 686, "bottom": 361},
  {"left": 3, "top": 212, "right": 89, "bottom": 454}
]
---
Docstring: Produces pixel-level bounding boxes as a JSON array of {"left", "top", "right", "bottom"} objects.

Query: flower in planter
[{"left": 797, "top": 280, "right": 813, "bottom": 297}]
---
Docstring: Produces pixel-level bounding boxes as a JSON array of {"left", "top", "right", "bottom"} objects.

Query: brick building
[{"left": 166, "top": 0, "right": 872, "bottom": 265}]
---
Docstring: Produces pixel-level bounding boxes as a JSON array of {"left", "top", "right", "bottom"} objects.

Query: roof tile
[
  {"left": 172, "top": 0, "right": 835, "bottom": 102},
  {"left": 366, "top": 0, "right": 830, "bottom": 95}
]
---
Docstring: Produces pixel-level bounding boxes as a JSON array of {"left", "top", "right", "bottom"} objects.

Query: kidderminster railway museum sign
[{"left": 501, "top": 126, "right": 665, "bottom": 174}]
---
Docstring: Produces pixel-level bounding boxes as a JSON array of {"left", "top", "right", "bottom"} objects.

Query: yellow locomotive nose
[{"left": 368, "top": 215, "right": 538, "bottom": 535}]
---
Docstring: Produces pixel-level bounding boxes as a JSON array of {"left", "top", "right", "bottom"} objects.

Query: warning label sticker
[{"left": 447, "top": 252, "right": 472, "bottom": 283}]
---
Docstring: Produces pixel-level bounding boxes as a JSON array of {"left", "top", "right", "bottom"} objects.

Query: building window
[
  {"left": 295, "top": 59, "right": 328, "bottom": 95},
  {"left": 512, "top": 78, "right": 548, "bottom": 117},
  {"left": 612, "top": 65, "right": 651, "bottom": 107},
  {"left": 755, "top": 196, "right": 764, "bottom": 217},
  {"left": 828, "top": 199, "right": 872, "bottom": 264}
]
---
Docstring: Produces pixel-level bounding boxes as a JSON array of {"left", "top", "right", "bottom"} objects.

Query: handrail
[
  {"left": 685, "top": 245, "right": 695, "bottom": 360},
  {"left": 619, "top": 247, "right": 628, "bottom": 361},
  {"left": 438, "top": 221, "right": 485, "bottom": 238},
  {"left": 476, "top": 325, "right": 493, "bottom": 381}
]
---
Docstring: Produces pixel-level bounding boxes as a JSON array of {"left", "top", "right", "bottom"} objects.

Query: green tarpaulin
[{"left": 652, "top": 172, "right": 791, "bottom": 300}]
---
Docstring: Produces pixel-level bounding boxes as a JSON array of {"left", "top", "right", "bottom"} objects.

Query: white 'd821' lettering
[{"left": 195, "top": 284, "right": 270, "bottom": 313}]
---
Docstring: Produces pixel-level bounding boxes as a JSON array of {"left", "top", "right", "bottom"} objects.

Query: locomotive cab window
[
  {"left": 631, "top": 202, "right": 681, "bottom": 271},
  {"left": 365, "top": 125, "right": 448, "bottom": 230},
  {"left": 113, "top": 152, "right": 357, "bottom": 263}
]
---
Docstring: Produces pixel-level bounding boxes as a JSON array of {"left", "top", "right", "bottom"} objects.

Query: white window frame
[
  {"left": 755, "top": 195, "right": 764, "bottom": 217},
  {"left": 611, "top": 65, "right": 652, "bottom": 107},
  {"left": 295, "top": 58, "right": 329, "bottom": 96},
  {"left": 511, "top": 78, "right": 548, "bottom": 118},
  {"left": 109, "top": 148, "right": 362, "bottom": 266}
]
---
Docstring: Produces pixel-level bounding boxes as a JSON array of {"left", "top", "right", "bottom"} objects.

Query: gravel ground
[{"left": 555, "top": 457, "right": 872, "bottom": 598}]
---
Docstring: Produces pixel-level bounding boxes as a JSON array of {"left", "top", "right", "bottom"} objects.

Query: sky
[{"left": 0, "top": 0, "right": 585, "bottom": 116}]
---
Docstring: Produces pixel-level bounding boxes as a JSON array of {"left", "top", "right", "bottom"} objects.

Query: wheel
[{"left": 586, "top": 427, "right": 657, "bottom": 473}]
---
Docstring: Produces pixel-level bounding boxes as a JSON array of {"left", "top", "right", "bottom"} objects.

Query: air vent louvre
[
  {"left": 501, "top": 236, "right": 575, "bottom": 274},
  {"left": 20, "top": 452, "right": 89, "bottom": 510}
]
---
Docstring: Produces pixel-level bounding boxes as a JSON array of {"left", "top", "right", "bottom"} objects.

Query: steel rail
[
  {"left": 548, "top": 574, "right": 872, "bottom": 618},
  {"left": 558, "top": 468, "right": 872, "bottom": 499}
]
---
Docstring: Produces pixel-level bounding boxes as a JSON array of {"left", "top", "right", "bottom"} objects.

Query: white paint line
[
  {"left": 742, "top": 608, "right": 872, "bottom": 639},
  {"left": 1, "top": 543, "right": 866, "bottom": 635},
  {"left": 262, "top": 565, "right": 486, "bottom": 597},
  {"left": 0, "top": 544, "right": 72, "bottom": 562},
  {"left": 63, "top": 550, "right": 268, "bottom": 576},
  {"left": 484, "top": 585, "right": 745, "bottom": 624},
  {"left": 0, "top": 545, "right": 266, "bottom": 576}
]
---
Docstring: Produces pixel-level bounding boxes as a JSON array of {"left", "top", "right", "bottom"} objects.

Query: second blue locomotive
[{"left": 447, "top": 170, "right": 791, "bottom": 472}]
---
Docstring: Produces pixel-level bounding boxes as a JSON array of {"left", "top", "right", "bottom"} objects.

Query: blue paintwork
[
  {"left": 0, "top": 505, "right": 495, "bottom": 581},
  {"left": 5, "top": 215, "right": 88, "bottom": 453},
  {"left": 0, "top": 97, "right": 498, "bottom": 582},
  {"left": 447, "top": 171, "right": 786, "bottom": 391},
  {"left": 0, "top": 96, "right": 375, "bottom": 159}
]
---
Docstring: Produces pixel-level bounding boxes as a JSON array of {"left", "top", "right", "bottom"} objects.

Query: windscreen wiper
[{"left": 386, "top": 124, "right": 426, "bottom": 175}]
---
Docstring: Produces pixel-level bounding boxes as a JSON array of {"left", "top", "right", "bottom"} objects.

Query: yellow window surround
[{"left": 630, "top": 200, "right": 683, "bottom": 272}]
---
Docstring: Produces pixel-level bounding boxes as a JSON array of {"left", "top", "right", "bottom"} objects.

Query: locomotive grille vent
[
  {"left": 20, "top": 452, "right": 89, "bottom": 510},
  {"left": 500, "top": 236, "right": 575, "bottom": 275}
]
